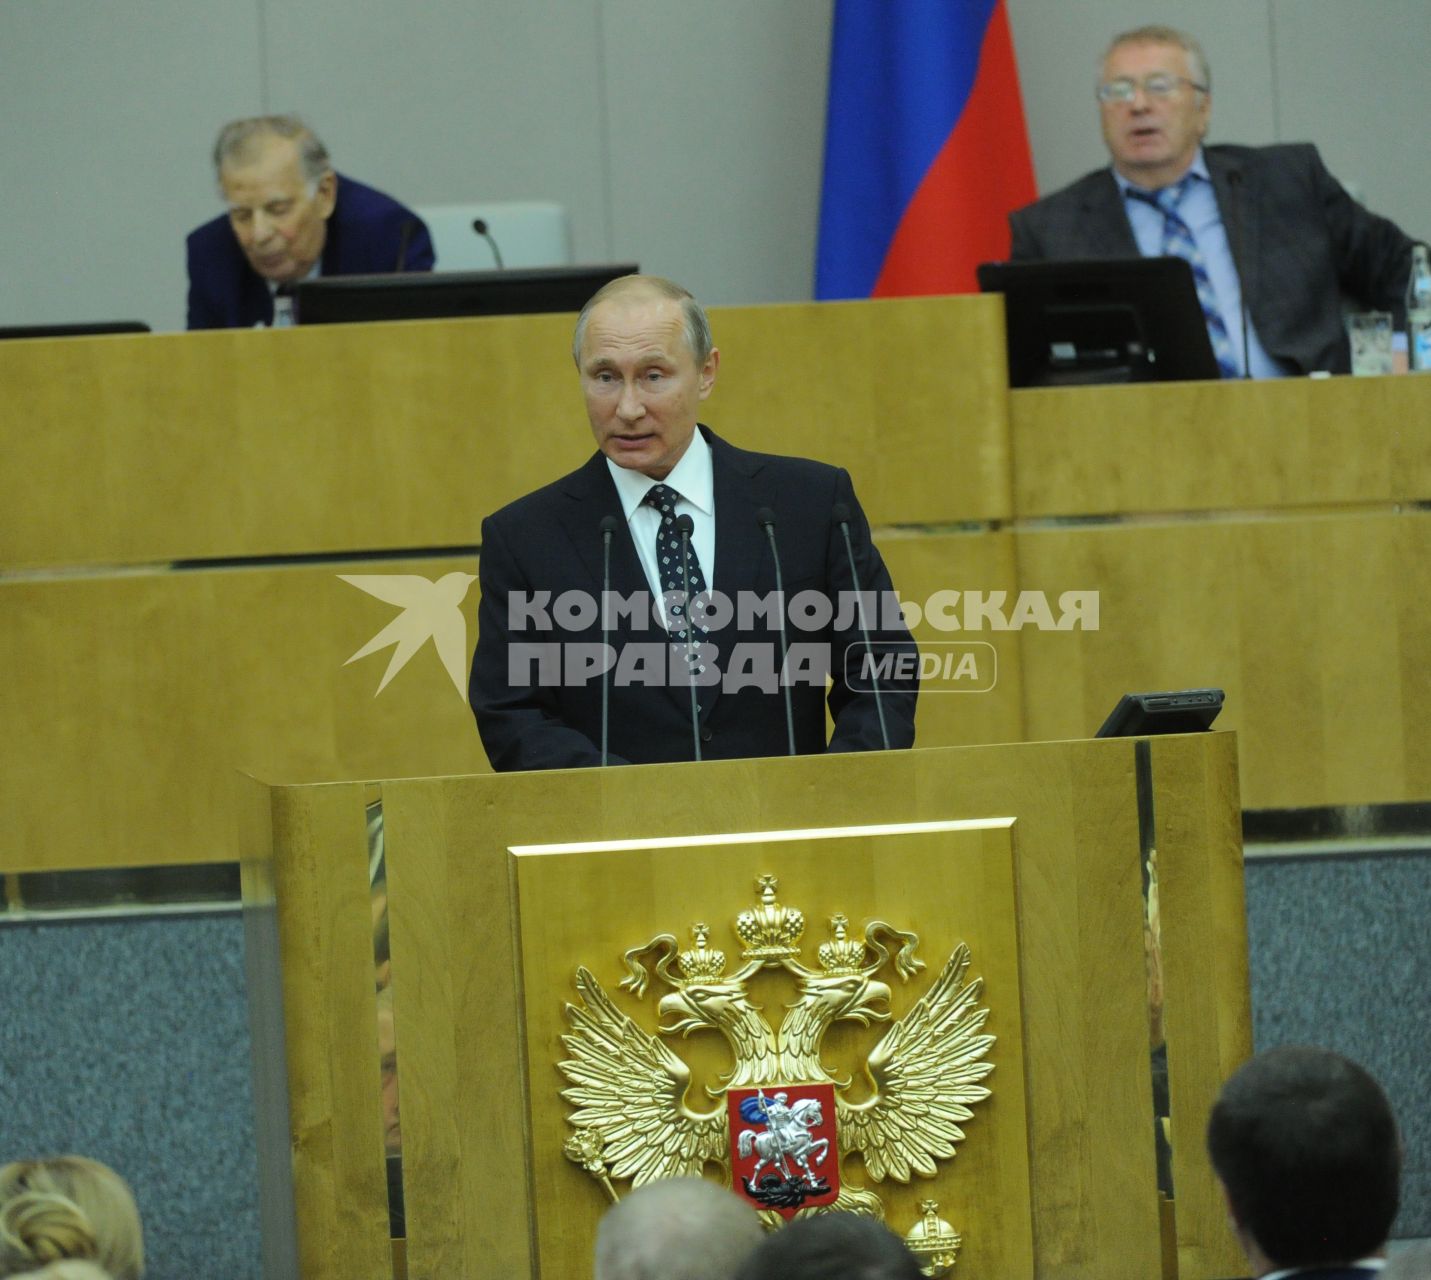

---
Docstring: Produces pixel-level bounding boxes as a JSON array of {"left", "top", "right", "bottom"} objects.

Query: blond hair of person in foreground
[
  {"left": 0, "top": 1157, "right": 142, "bottom": 1280},
  {"left": 13, "top": 1262, "right": 113, "bottom": 1279}
]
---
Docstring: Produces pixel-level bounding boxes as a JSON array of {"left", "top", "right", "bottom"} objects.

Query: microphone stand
[
  {"left": 833, "top": 502, "right": 890, "bottom": 751},
  {"left": 598, "top": 515, "right": 619, "bottom": 766},
  {"left": 675, "top": 514, "right": 703, "bottom": 762},
  {"left": 756, "top": 508, "right": 798, "bottom": 756}
]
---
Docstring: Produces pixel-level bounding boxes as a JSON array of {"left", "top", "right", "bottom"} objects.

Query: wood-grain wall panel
[
  {"left": 0, "top": 558, "right": 485, "bottom": 870},
  {"left": 1011, "top": 375, "right": 1431, "bottom": 518},
  {"left": 1014, "top": 512, "right": 1431, "bottom": 808},
  {"left": 1, "top": 297, "right": 1005, "bottom": 571}
]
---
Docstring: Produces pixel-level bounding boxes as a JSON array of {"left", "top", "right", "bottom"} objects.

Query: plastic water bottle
[{"left": 1407, "top": 243, "right": 1431, "bottom": 371}]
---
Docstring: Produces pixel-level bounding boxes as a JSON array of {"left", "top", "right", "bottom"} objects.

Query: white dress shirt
[{"left": 605, "top": 428, "right": 716, "bottom": 631}]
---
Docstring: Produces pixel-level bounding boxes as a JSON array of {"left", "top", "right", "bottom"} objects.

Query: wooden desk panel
[
  {"left": 0, "top": 558, "right": 486, "bottom": 870},
  {"left": 877, "top": 529, "right": 1024, "bottom": 749},
  {"left": 1, "top": 297, "right": 1007, "bottom": 570},
  {"left": 1011, "top": 374, "right": 1431, "bottom": 517},
  {"left": 712, "top": 296, "right": 1010, "bottom": 524},
  {"left": 1014, "top": 511, "right": 1431, "bottom": 808},
  {"left": 3, "top": 524, "right": 991, "bottom": 870},
  {"left": 0, "top": 317, "right": 582, "bottom": 570}
]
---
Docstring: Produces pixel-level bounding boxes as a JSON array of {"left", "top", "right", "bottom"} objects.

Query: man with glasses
[{"left": 1007, "top": 25, "right": 1418, "bottom": 376}]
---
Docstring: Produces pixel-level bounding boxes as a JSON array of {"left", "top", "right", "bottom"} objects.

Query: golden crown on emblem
[
  {"left": 817, "top": 913, "right": 868, "bottom": 975},
  {"left": 735, "top": 874, "right": 805, "bottom": 959},
  {"left": 677, "top": 923, "right": 727, "bottom": 981}
]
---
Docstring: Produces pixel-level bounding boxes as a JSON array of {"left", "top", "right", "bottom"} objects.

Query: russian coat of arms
[{"left": 560, "top": 875, "right": 993, "bottom": 1269}]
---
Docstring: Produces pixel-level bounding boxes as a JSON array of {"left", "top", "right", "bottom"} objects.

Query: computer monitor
[
  {"left": 1094, "top": 688, "right": 1225, "bottom": 738},
  {"left": 294, "top": 263, "right": 639, "bottom": 326},
  {"left": 976, "top": 256, "right": 1221, "bottom": 388},
  {"left": 0, "top": 321, "right": 149, "bottom": 341}
]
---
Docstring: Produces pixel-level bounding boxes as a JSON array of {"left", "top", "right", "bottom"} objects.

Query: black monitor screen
[
  {"left": 977, "top": 256, "right": 1220, "bottom": 388},
  {"left": 294, "top": 264, "right": 639, "bottom": 326},
  {"left": 0, "top": 321, "right": 149, "bottom": 341},
  {"left": 1094, "top": 688, "right": 1225, "bottom": 738}
]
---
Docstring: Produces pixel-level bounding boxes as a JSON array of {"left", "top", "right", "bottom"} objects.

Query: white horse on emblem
[{"left": 737, "top": 1096, "right": 829, "bottom": 1186}]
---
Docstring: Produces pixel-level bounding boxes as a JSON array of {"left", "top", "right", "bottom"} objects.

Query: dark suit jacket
[
  {"left": 469, "top": 428, "right": 919, "bottom": 772},
  {"left": 185, "top": 172, "right": 435, "bottom": 329},
  {"left": 1008, "top": 143, "right": 1415, "bottom": 375}
]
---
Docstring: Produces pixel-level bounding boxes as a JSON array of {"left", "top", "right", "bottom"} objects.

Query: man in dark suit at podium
[
  {"left": 1206, "top": 1046, "right": 1402, "bottom": 1280},
  {"left": 1007, "top": 25, "right": 1417, "bottom": 376},
  {"left": 469, "top": 274, "right": 918, "bottom": 771},
  {"left": 185, "top": 115, "right": 434, "bottom": 329}
]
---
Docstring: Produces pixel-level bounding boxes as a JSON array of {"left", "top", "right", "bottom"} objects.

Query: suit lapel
[
  {"left": 555, "top": 454, "right": 649, "bottom": 631},
  {"left": 1207, "top": 149, "right": 1259, "bottom": 322},
  {"left": 705, "top": 431, "right": 773, "bottom": 718},
  {"left": 710, "top": 432, "right": 769, "bottom": 600},
  {"left": 1083, "top": 172, "right": 1142, "bottom": 255}
]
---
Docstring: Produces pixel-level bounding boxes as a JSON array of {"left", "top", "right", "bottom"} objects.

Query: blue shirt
[{"left": 1115, "top": 152, "right": 1293, "bottom": 379}]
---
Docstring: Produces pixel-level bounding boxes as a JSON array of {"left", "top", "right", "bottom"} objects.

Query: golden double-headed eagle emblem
[{"left": 560, "top": 875, "right": 993, "bottom": 1272}]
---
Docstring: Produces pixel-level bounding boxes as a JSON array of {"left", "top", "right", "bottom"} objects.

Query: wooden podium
[{"left": 241, "top": 734, "right": 1250, "bottom": 1280}]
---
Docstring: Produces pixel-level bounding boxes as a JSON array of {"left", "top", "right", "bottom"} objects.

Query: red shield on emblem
[{"left": 727, "top": 1083, "right": 840, "bottom": 1217}]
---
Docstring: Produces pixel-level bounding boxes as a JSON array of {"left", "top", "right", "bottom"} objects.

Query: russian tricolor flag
[{"left": 816, "top": 0, "right": 1037, "bottom": 298}]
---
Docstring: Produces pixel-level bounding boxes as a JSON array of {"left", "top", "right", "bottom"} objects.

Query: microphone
[
  {"left": 832, "top": 502, "right": 891, "bottom": 750},
  {"left": 598, "top": 515, "right": 620, "bottom": 767},
  {"left": 471, "top": 218, "right": 506, "bottom": 270},
  {"left": 674, "top": 514, "right": 702, "bottom": 762},
  {"left": 393, "top": 219, "right": 417, "bottom": 272},
  {"left": 1224, "top": 170, "right": 1252, "bottom": 379},
  {"left": 755, "top": 507, "right": 798, "bottom": 757}
]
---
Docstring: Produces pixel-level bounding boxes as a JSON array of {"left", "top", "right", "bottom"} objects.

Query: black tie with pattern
[{"left": 642, "top": 482, "right": 708, "bottom": 680}]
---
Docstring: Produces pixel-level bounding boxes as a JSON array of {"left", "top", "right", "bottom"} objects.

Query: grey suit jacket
[{"left": 1008, "top": 143, "right": 1415, "bottom": 375}]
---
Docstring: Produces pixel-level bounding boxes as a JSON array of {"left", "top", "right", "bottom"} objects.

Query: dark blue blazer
[
  {"left": 1008, "top": 143, "right": 1415, "bottom": 375},
  {"left": 185, "top": 172, "right": 434, "bottom": 329},
  {"left": 469, "top": 428, "right": 919, "bottom": 772}
]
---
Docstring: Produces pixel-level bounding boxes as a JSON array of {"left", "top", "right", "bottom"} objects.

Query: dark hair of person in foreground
[
  {"left": 735, "top": 1212, "right": 923, "bottom": 1280},
  {"left": 1206, "top": 1045, "right": 1401, "bottom": 1270}
]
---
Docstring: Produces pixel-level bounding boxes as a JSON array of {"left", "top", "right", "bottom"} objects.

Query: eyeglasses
[{"left": 1097, "top": 73, "right": 1207, "bottom": 104}]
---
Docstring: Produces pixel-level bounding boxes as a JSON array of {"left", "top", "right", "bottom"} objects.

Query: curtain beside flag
[{"left": 816, "top": 0, "right": 1037, "bottom": 299}]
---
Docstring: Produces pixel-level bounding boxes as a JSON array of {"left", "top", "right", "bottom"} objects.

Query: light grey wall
[{"left": 1, "top": 0, "right": 1426, "bottom": 333}]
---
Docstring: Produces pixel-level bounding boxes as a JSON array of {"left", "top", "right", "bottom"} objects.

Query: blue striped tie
[{"left": 1128, "top": 177, "right": 1240, "bottom": 379}]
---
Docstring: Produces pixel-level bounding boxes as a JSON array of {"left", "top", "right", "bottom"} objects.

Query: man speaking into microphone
[{"left": 468, "top": 274, "right": 918, "bottom": 772}]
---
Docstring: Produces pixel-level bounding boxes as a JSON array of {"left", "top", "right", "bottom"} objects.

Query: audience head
[
  {"left": 571, "top": 275, "right": 720, "bottom": 481},
  {"left": 211, "top": 114, "right": 337, "bottom": 285},
  {"left": 1206, "top": 1045, "right": 1400, "bottom": 1273},
  {"left": 594, "top": 1177, "right": 763, "bottom": 1280},
  {"left": 1096, "top": 25, "right": 1211, "bottom": 189},
  {"left": 735, "top": 1212, "right": 922, "bottom": 1280},
  {"left": 0, "top": 1157, "right": 142, "bottom": 1280}
]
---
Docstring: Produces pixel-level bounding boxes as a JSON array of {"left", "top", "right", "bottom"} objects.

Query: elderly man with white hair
[
  {"left": 185, "top": 114, "right": 433, "bottom": 329},
  {"left": 593, "top": 1177, "right": 765, "bottom": 1280}
]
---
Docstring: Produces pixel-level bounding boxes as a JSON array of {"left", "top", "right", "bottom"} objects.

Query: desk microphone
[
  {"left": 832, "top": 502, "right": 890, "bottom": 750},
  {"left": 471, "top": 219, "right": 506, "bottom": 270},
  {"left": 755, "top": 507, "right": 798, "bottom": 756},
  {"left": 598, "top": 515, "right": 620, "bottom": 766},
  {"left": 674, "top": 514, "right": 703, "bottom": 762},
  {"left": 1225, "top": 170, "right": 1252, "bottom": 379}
]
